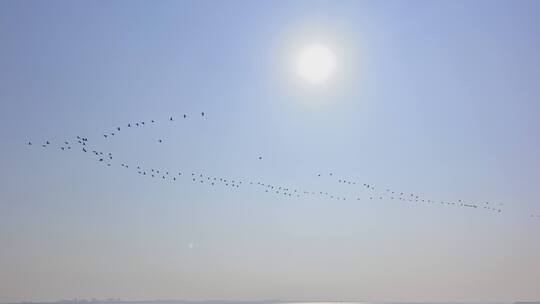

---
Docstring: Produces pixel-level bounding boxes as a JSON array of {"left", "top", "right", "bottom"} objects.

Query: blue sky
[{"left": 1, "top": 0, "right": 539, "bottom": 302}]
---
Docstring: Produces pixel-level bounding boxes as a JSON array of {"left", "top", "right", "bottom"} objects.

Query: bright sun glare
[{"left": 297, "top": 44, "right": 336, "bottom": 85}]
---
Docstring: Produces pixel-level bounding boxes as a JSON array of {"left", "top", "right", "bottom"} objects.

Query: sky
[{"left": 1, "top": 0, "right": 540, "bottom": 302}]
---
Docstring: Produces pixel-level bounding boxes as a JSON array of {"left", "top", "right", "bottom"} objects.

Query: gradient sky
[{"left": 1, "top": 0, "right": 540, "bottom": 302}]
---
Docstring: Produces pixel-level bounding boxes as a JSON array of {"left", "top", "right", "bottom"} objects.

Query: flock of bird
[
  {"left": 328, "top": 175, "right": 504, "bottom": 213},
  {"left": 27, "top": 111, "right": 539, "bottom": 220}
]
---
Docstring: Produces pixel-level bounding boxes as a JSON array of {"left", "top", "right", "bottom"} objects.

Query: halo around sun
[{"left": 296, "top": 44, "right": 336, "bottom": 84}]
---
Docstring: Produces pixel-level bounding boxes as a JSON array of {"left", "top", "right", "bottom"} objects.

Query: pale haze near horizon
[{"left": 1, "top": 0, "right": 540, "bottom": 303}]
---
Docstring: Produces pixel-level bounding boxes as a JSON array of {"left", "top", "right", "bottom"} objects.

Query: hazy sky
[{"left": 1, "top": 0, "right": 540, "bottom": 302}]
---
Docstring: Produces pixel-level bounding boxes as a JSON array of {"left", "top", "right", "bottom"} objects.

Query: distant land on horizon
[{"left": 6, "top": 300, "right": 540, "bottom": 304}]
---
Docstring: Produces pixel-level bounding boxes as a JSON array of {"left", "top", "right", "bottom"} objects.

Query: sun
[{"left": 296, "top": 44, "right": 336, "bottom": 84}]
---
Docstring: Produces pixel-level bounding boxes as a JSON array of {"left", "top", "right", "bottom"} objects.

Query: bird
[
  {"left": 46, "top": 141, "right": 50, "bottom": 145},
  {"left": 158, "top": 139, "right": 162, "bottom": 143},
  {"left": 28, "top": 142, "right": 32, "bottom": 145},
  {"left": 258, "top": 156, "right": 262, "bottom": 160},
  {"left": 170, "top": 117, "right": 173, "bottom": 121},
  {"left": 183, "top": 114, "right": 187, "bottom": 118},
  {"left": 117, "top": 127, "right": 121, "bottom": 131},
  {"left": 201, "top": 112, "right": 205, "bottom": 116}
]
